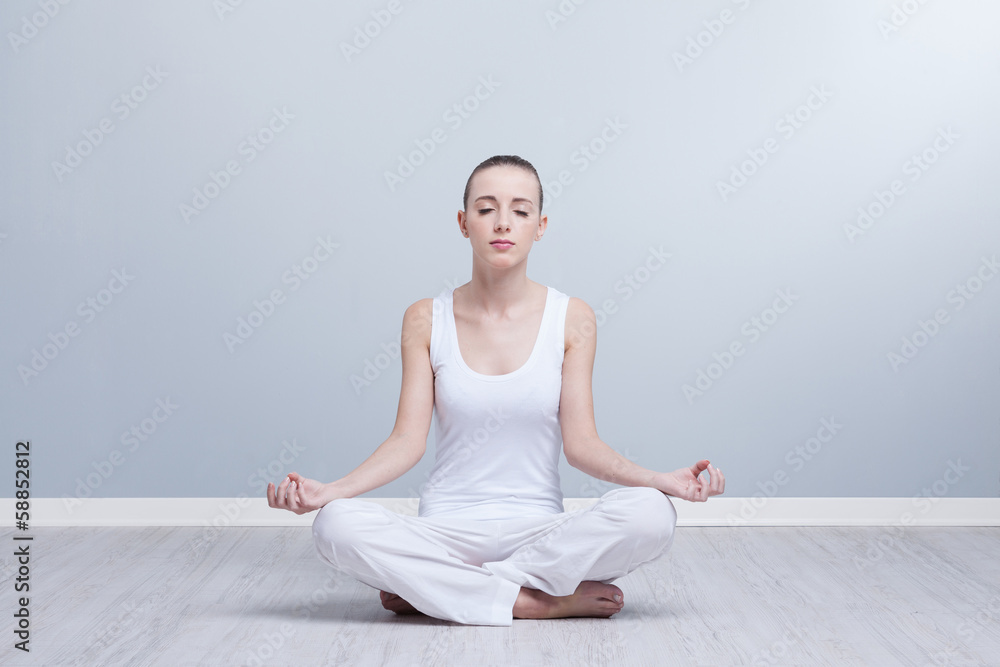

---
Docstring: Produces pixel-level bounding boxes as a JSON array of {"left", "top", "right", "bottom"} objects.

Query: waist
[{"left": 417, "top": 496, "right": 564, "bottom": 521}]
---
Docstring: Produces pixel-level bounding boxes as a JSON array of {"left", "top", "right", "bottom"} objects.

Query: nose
[{"left": 494, "top": 213, "right": 511, "bottom": 231}]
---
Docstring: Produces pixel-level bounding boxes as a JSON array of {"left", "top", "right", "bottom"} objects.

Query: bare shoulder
[
  {"left": 401, "top": 298, "right": 434, "bottom": 348},
  {"left": 564, "top": 296, "right": 597, "bottom": 352}
]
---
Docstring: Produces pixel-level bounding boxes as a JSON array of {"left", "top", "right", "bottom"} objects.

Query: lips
[{"left": 491, "top": 239, "right": 514, "bottom": 245}]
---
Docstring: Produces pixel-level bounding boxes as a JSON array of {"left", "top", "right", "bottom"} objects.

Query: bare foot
[
  {"left": 512, "top": 581, "right": 624, "bottom": 619},
  {"left": 379, "top": 590, "right": 423, "bottom": 615}
]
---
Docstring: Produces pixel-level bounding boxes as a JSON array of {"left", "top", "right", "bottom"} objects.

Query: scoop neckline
[{"left": 449, "top": 285, "right": 551, "bottom": 381}]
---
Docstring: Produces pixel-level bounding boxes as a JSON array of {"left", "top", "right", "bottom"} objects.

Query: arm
[
  {"left": 326, "top": 298, "right": 435, "bottom": 498},
  {"left": 268, "top": 298, "right": 435, "bottom": 514},
  {"left": 559, "top": 298, "right": 725, "bottom": 502}
]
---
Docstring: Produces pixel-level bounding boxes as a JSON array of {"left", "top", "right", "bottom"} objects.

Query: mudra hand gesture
[
  {"left": 267, "top": 471, "right": 333, "bottom": 515},
  {"left": 652, "top": 460, "right": 725, "bottom": 502}
]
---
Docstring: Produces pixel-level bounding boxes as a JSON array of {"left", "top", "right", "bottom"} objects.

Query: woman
[{"left": 267, "top": 155, "right": 725, "bottom": 626}]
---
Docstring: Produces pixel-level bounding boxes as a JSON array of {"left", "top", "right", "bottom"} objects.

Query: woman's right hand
[{"left": 267, "top": 471, "right": 333, "bottom": 514}]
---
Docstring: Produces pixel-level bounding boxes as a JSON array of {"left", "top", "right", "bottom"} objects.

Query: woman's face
[{"left": 459, "top": 166, "right": 547, "bottom": 267}]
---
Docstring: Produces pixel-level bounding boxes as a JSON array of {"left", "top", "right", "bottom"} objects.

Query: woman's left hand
[{"left": 652, "top": 460, "right": 725, "bottom": 502}]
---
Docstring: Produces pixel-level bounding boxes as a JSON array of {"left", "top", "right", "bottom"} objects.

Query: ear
[
  {"left": 457, "top": 210, "right": 467, "bottom": 236},
  {"left": 535, "top": 214, "right": 548, "bottom": 240}
]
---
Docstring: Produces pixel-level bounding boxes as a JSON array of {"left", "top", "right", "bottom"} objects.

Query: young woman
[{"left": 267, "top": 155, "right": 725, "bottom": 626}]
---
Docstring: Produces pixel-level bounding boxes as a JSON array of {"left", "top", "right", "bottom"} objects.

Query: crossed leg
[{"left": 312, "top": 486, "right": 676, "bottom": 626}]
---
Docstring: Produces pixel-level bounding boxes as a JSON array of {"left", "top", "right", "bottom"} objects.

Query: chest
[{"left": 453, "top": 309, "right": 545, "bottom": 376}]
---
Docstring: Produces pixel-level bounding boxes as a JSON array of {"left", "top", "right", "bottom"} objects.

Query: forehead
[{"left": 469, "top": 166, "right": 538, "bottom": 201}]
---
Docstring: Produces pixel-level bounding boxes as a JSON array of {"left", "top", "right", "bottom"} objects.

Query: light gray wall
[{"left": 2, "top": 0, "right": 998, "bottom": 505}]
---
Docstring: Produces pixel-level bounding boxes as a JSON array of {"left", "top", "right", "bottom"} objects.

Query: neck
[{"left": 462, "top": 261, "right": 536, "bottom": 318}]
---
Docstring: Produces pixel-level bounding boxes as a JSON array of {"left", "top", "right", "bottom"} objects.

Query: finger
[
  {"left": 710, "top": 464, "right": 723, "bottom": 491},
  {"left": 691, "top": 480, "right": 704, "bottom": 503},
  {"left": 682, "top": 482, "right": 692, "bottom": 502},
  {"left": 276, "top": 475, "right": 292, "bottom": 505},
  {"left": 287, "top": 481, "right": 300, "bottom": 512},
  {"left": 267, "top": 482, "right": 276, "bottom": 507},
  {"left": 290, "top": 473, "right": 310, "bottom": 499}
]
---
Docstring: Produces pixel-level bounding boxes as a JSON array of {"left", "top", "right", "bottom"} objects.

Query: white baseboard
[{"left": 2, "top": 497, "right": 998, "bottom": 527}]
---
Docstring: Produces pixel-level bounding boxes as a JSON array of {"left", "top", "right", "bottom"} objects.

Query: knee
[
  {"left": 619, "top": 487, "right": 677, "bottom": 552},
  {"left": 312, "top": 499, "right": 370, "bottom": 560}
]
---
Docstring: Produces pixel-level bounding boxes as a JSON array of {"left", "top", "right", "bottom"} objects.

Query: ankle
[{"left": 513, "top": 587, "right": 555, "bottom": 619}]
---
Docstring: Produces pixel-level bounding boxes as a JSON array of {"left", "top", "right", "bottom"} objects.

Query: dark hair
[{"left": 462, "top": 155, "right": 543, "bottom": 213}]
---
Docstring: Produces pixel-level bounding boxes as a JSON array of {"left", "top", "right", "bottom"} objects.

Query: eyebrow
[{"left": 474, "top": 196, "right": 535, "bottom": 207}]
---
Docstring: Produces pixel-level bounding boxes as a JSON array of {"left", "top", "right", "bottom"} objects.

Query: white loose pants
[{"left": 311, "top": 486, "right": 677, "bottom": 626}]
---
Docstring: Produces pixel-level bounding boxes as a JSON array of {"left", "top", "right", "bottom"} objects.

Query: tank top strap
[
  {"left": 544, "top": 286, "right": 571, "bottom": 363},
  {"left": 430, "top": 288, "right": 449, "bottom": 372}
]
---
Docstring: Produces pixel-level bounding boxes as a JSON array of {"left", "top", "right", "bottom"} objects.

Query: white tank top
[{"left": 418, "top": 285, "right": 571, "bottom": 521}]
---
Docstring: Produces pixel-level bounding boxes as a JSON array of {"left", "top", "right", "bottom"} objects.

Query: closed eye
[
  {"left": 516, "top": 211, "right": 530, "bottom": 217},
  {"left": 478, "top": 208, "right": 494, "bottom": 214}
]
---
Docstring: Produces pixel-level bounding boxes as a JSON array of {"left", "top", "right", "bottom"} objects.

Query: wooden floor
[{"left": 2, "top": 525, "right": 998, "bottom": 666}]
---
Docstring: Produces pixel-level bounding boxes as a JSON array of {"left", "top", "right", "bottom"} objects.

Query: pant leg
[
  {"left": 311, "top": 498, "right": 522, "bottom": 626},
  {"left": 482, "top": 486, "right": 677, "bottom": 597}
]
